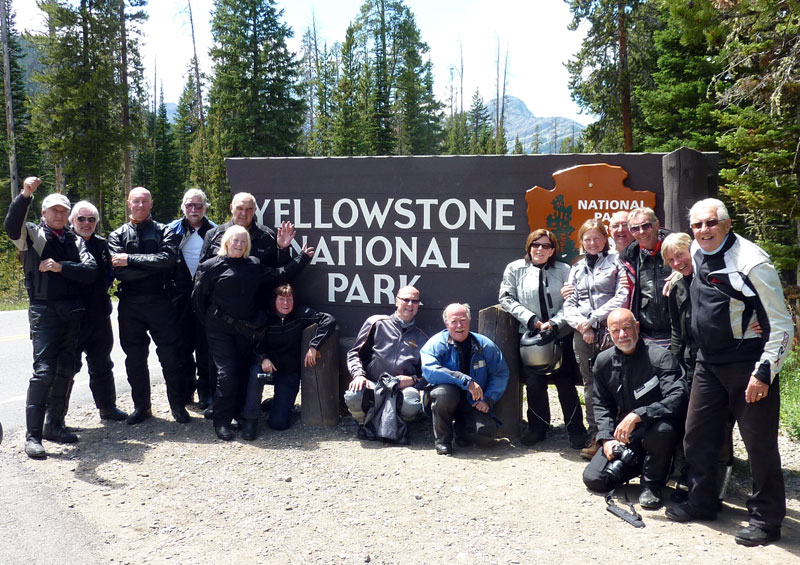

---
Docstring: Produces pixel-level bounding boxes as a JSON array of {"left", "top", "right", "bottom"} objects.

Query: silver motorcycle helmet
[{"left": 520, "top": 329, "right": 562, "bottom": 374}]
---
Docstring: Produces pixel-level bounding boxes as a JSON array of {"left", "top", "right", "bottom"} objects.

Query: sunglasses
[
  {"left": 76, "top": 216, "right": 97, "bottom": 223},
  {"left": 184, "top": 203, "right": 205, "bottom": 210},
  {"left": 629, "top": 222, "right": 653, "bottom": 234},
  {"left": 690, "top": 218, "right": 720, "bottom": 230},
  {"left": 530, "top": 242, "right": 554, "bottom": 250},
  {"left": 397, "top": 297, "right": 420, "bottom": 305}
]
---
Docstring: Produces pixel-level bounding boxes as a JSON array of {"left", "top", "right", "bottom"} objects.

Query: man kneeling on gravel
[
  {"left": 344, "top": 286, "right": 429, "bottom": 438},
  {"left": 420, "top": 303, "right": 509, "bottom": 456},
  {"left": 582, "top": 308, "right": 688, "bottom": 509}
]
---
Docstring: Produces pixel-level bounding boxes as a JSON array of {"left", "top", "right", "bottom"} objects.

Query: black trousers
[
  {"left": 684, "top": 361, "right": 784, "bottom": 529},
  {"left": 26, "top": 300, "right": 83, "bottom": 440},
  {"left": 118, "top": 296, "right": 184, "bottom": 410},
  {"left": 429, "top": 384, "right": 498, "bottom": 445},
  {"left": 205, "top": 315, "right": 253, "bottom": 427},
  {"left": 74, "top": 314, "right": 117, "bottom": 411},
  {"left": 174, "top": 292, "right": 210, "bottom": 403},
  {"left": 583, "top": 418, "right": 679, "bottom": 493},
  {"left": 524, "top": 337, "right": 586, "bottom": 437}
]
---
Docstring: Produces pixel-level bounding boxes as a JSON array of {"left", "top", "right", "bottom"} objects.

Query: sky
[{"left": 13, "top": 0, "right": 592, "bottom": 125}]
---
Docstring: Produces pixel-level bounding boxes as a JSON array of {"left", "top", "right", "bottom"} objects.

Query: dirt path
[{"left": 2, "top": 384, "right": 799, "bottom": 565}]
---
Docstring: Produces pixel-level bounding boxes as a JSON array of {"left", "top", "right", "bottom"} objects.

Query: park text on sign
[{"left": 254, "top": 197, "right": 517, "bottom": 304}]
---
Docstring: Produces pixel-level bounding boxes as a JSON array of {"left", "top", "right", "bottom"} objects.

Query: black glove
[{"left": 526, "top": 315, "right": 538, "bottom": 331}]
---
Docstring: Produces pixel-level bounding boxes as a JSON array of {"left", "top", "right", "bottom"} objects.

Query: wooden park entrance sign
[
  {"left": 227, "top": 149, "right": 717, "bottom": 431},
  {"left": 226, "top": 148, "right": 717, "bottom": 337}
]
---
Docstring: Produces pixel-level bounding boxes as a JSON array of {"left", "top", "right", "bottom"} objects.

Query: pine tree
[
  {"left": 207, "top": 0, "right": 305, "bottom": 158},
  {"left": 467, "top": 89, "right": 492, "bottom": 154},
  {"left": 149, "top": 93, "right": 181, "bottom": 222},
  {"left": 32, "top": 0, "right": 125, "bottom": 205},
  {"left": 441, "top": 112, "right": 468, "bottom": 155},
  {"left": 638, "top": 0, "right": 723, "bottom": 151},
  {"left": 332, "top": 23, "right": 367, "bottom": 156},
  {"left": 566, "top": 0, "right": 661, "bottom": 151},
  {"left": 512, "top": 135, "right": 524, "bottom": 154},
  {"left": 711, "top": 0, "right": 800, "bottom": 290},
  {"left": 0, "top": 2, "right": 38, "bottom": 192}
]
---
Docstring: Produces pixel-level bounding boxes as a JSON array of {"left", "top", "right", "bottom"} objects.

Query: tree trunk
[
  {"left": 119, "top": 0, "right": 131, "bottom": 208},
  {"left": 188, "top": 0, "right": 208, "bottom": 189},
  {"left": 1, "top": 0, "right": 18, "bottom": 198},
  {"left": 618, "top": 0, "right": 632, "bottom": 151}
]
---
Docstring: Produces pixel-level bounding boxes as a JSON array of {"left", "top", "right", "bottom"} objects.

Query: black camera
[
  {"left": 603, "top": 443, "right": 639, "bottom": 484},
  {"left": 257, "top": 371, "right": 275, "bottom": 385}
]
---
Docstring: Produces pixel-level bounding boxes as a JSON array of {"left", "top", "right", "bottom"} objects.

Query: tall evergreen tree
[
  {"left": 332, "top": 23, "right": 368, "bottom": 156},
  {"left": 32, "top": 0, "right": 123, "bottom": 204},
  {"left": 207, "top": 0, "right": 305, "bottom": 158},
  {"left": 467, "top": 89, "right": 492, "bottom": 154},
  {"left": 638, "top": 0, "right": 723, "bottom": 151},
  {"left": 711, "top": 0, "right": 800, "bottom": 294},
  {"left": 441, "top": 111, "right": 468, "bottom": 155},
  {"left": 565, "top": 0, "right": 661, "bottom": 151}
]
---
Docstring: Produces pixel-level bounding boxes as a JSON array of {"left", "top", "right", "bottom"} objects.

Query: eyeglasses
[
  {"left": 690, "top": 218, "right": 720, "bottom": 230},
  {"left": 397, "top": 297, "right": 420, "bottom": 305},
  {"left": 629, "top": 222, "right": 653, "bottom": 234},
  {"left": 530, "top": 242, "right": 554, "bottom": 250},
  {"left": 609, "top": 222, "right": 628, "bottom": 230},
  {"left": 184, "top": 203, "right": 204, "bottom": 210},
  {"left": 76, "top": 216, "right": 97, "bottom": 223}
]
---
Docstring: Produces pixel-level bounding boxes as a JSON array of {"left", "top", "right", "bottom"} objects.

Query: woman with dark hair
[
  {"left": 192, "top": 226, "right": 312, "bottom": 441},
  {"left": 499, "top": 229, "right": 587, "bottom": 448},
  {"left": 564, "top": 219, "right": 630, "bottom": 459},
  {"left": 239, "top": 284, "right": 335, "bottom": 439}
]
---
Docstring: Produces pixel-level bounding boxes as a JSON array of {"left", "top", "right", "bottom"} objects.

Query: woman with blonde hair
[
  {"left": 564, "top": 219, "right": 630, "bottom": 458},
  {"left": 192, "top": 225, "right": 313, "bottom": 441}
]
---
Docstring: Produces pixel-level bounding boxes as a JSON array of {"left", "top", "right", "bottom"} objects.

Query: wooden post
[
  {"left": 662, "top": 147, "right": 710, "bottom": 232},
  {"left": 477, "top": 305, "right": 521, "bottom": 439},
  {"left": 301, "top": 324, "right": 341, "bottom": 426}
]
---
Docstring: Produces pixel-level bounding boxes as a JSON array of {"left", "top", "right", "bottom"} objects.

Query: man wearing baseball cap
[{"left": 3, "top": 177, "right": 97, "bottom": 458}]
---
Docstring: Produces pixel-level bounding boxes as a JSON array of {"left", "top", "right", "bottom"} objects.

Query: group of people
[
  {"left": 4, "top": 176, "right": 792, "bottom": 547},
  {"left": 498, "top": 203, "right": 792, "bottom": 547}
]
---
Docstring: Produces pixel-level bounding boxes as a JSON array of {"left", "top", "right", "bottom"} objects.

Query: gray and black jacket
[
  {"left": 690, "top": 232, "right": 793, "bottom": 384},
  {"left": 347, "top": 313, "right": 428, "bottom": 389},
  {"left": 3, "top": 193, "right": 96, "bottom": 301}
]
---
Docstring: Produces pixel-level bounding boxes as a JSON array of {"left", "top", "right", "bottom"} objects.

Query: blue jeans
[{"left": 242, "top": 364, "right": 300, "bottom": 430}]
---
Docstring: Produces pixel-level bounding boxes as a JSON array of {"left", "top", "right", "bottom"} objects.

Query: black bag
[{"left": 362, "top": 374, "right": 409, "bottom": 445}]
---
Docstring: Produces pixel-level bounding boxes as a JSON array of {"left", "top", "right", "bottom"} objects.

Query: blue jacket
[{"left": 420, "top": 330, "right": 509, "bottom": 406}]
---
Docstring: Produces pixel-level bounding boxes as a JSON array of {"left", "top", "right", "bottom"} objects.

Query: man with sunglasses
[
  {"left": 4, "top": 177, "right": 97, "bottom": 458},
  {"left": 666, "top": 199, "right": 792, "bottom": 547},
  {"left": 618, "top": 207, "right": 673, "bottom": 346},
  {"left": 69, "top": 201, "right": 127, "bottom": 423},
  {"left": 168, "top": 189, "right": 216, "bottom": 409},
  {"left": 345, "top": 286, "right": 429, "bottom": 435}
]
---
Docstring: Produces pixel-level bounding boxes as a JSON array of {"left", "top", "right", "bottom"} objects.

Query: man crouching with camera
[{"left": 582, "top": 308, "right": 688, "bottom": 509}]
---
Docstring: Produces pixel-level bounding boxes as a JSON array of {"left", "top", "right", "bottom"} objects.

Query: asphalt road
[
  {"left": 0, "top": 304, "right": 162, "bottom": 565},
  {"left": 0, "top": 303, "right": 163, "bottom": 436}
]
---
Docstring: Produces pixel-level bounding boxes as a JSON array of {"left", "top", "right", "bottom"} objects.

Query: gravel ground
[{"left": 2, "top": 383, "right": 799, "bottom": 565}]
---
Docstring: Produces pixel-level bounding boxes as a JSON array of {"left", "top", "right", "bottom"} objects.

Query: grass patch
[
  {"left": 780, "top": 347, "right": 800, "bottom": 439},
  {"left": 0, "top": 297, "right": 28, "bottom": 311}
]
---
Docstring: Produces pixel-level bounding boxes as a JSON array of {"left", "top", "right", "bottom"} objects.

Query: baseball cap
[{"left": 41, "top": 193, "right": 71, "bottom": 211}]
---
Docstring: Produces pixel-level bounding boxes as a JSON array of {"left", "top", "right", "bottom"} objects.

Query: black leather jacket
[
  {"left": 168, "top": 216, "right": 216, "bottom": 294},
  {"left": 107, "top": 218, "right": 179, "bottom": 298},
  {"left": 81, "top": 233, "right": 114, "bottom": 318},
  {"left": 3, "top": 194, "right": 97, "bottom": 301},
  {"left": 592, "top": 338, "right": 688, "bottom": 442},
  {"left": 619, "top": 228, "right": 673, "bottom": 337}
]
